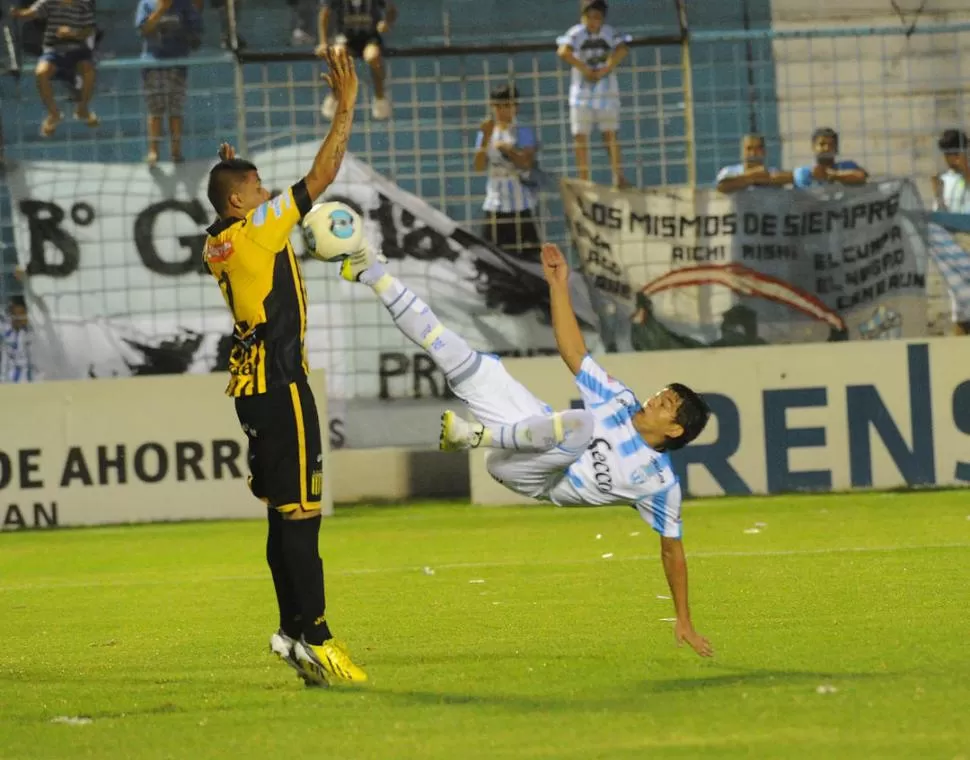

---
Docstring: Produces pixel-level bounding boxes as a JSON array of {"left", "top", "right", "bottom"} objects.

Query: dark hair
[
  {"left": 664, "top": 383, "right": 710, "bottom": 451},
  {"left": 812, "top": 127, "right": 839, "bottom": 145},
  {"left": 938, "top": 129, "right": 969, "bottom": 154},
  {"left": 207, "top": 158, "right": 258, "bottom": 216},
  {"left": 582, "top": 0, "right": 608, "bottom": 15},
  {"left": 490, "top": 84, "right": 519, "bottom": 103},
  {"left": 8, "top": 295, "right": 26, "bottom": 312},
  {"left": 743, "top": 133, "right": 765, "bottom": 146}
]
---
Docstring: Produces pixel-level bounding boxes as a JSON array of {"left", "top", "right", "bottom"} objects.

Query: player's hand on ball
[
  {"left": 541, "top": 242, "right": 570, "bottom": 287},
  {"left": 218, "top": 142, "right": 236, "bottom": 161},
  {"left": 674, "top": 619, "right": 713, "bottom": 658},
  {"left": 323, "top": 47, "right": 359, "bottom": 108}
]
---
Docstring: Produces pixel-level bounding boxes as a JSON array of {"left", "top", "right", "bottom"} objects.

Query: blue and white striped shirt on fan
[
  {"left": 0, "top": 320, "right": 36, "bottom": 384},
  {"left": 477, "top": 123, "right": 538, "bottom": 213},
  {"left": 557, "top": 23, "right": 631, "bottom": 111},
  {"left": 29, "top": 0, "right": 97, "bottom": 53}
]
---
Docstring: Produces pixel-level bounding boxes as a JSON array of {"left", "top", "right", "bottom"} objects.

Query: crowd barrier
[{"left": 0, "top": 371, "right": 331, "bottom": 529}]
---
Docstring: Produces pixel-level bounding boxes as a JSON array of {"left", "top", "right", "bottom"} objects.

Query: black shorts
[
  {"left": 234, "top": 381, "right": 323, "bottom": 513},
  {"left": 335, "top": 30, "right": 383, "bottom": 58},
  {"left": 483, "top": 210, "right": 542, "bottom": 261}
]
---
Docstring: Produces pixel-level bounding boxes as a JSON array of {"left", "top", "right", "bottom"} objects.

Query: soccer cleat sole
[{"left": 270, "top": 635, "right": 327, "bottom": 688}]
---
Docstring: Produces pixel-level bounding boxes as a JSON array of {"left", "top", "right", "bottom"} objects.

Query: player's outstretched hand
[
  {"left": 323, "top": 47, "right": 359, "bottom": 108},
  {"left": 218, "top": 143, "right": 236, "bottom": 161},
  {"left": 540, "top": 242, "right": 570, "bottom": 287},
  {"left": 674, "top": 619, "right": 713, "bottom": 658}
]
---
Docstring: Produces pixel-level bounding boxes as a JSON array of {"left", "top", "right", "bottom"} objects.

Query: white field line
[{"left": 1, "top": 542, "right": 968, "bottom": 593}]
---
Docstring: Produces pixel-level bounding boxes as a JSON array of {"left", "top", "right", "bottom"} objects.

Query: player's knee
[
  {"left": 363, "top": 44, "right": 382, "bottom": 64},
  {"left": 559, "top": 409, "right": 595, "bottom": 452},
  {"left": 35, "top": 62, "right": 54, "bottom": 79}
]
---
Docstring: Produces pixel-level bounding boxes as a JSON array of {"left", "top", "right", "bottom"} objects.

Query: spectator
[
  {"left": 933, "top": 129, "right": 970, "bottom": 214},
  {"left": 317, "top": 0, "right": 396, "bottom": 121},
  {"left": 288, "top": 0, "right": 316, "bottom": 46},
  {"left": 716, "top": 134, "right": 792, "bottom": 193},
  {"left": 473, "top": 84, "right": 541, "bottom": 262},
  {"left": 136, "top": 0, "right": 203, "bottom": 167},
  {"left": 11, "top": 0, "right": 99, "bottom": 137},
  {"left": 557, "top": 0, "right": 631, "bottom": 188},
  {"left": 0, "top": 296, "right": 38, "bottom": 383},
  {"left": 792, "top": 127, "right": 868, "bottom": 188}
]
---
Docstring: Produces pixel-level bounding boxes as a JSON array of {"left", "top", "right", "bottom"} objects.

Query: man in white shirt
[
  {"left": 0, "top": 296, "right": 38, "bottom": 383},
  {"left": 557, "top": 0, "right": 631, "bottom": 187},
  {"left": 716, "top": 133, "right": 792, "bottom": 193},
  {"left": 933, "top": 129, "right": 970, "bottom": 215},
  {"left": 337, "top": 241, "right": 714, "bottom": 659},
  {"left": 473, "top": 84, "right": 541, "bottom": 261}
]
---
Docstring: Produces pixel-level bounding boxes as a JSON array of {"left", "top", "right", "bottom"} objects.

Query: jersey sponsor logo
[
  {"left": 588, "top": 437, "right": 614, "bottom": 494},
  {"left": 204, "top": 241, "right": 234, "bottom": 263}
]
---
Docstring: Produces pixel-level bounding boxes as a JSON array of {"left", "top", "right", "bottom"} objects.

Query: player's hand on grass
[
  {"left": 323, "top": 47, "right": 359, "bottom": 109},
  {"left": 675, "top": 619, "right": 713, "bottom": 658},
  {"left": 540, "top": 242, "right": 570, "bottom": 287},
  {"left": 218, "top": 142, "right": 236, "bottom": 161}
]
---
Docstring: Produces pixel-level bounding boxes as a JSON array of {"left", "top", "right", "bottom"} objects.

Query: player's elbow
[{"left": 557, "top": 46, "right": 571, "bottom": 60}]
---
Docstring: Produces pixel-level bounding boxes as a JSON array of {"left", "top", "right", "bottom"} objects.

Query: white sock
[
  {"left": 365, "top": 265, "right": 479, "bottom": 382},
  {"left": 477, "top": 410, "right": 594, "bottom": 453}
]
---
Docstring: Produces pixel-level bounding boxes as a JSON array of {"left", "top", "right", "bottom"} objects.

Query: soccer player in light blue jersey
[{"left": 341, "top": 242, "right": 714, "bottom": 658}]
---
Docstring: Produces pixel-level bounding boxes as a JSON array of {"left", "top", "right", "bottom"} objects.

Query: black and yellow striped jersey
[{"left": 204, "top": 180, "right": 313, "bottom": 397}]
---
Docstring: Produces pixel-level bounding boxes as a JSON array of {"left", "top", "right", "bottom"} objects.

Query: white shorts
[
  {"left": 451, "top": 354, "right": 581, "bottom": 500},
  {"left": 570, "top": 105, "right": 620, "bottom": 137}
]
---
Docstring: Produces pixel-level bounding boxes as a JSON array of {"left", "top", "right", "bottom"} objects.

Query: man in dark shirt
[{"left": 316, "top": 0, "right": 396, "bottom": 121}]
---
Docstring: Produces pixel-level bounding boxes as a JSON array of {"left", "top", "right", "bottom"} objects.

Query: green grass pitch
[{"left": 2, "top": 492, "right": 970, "bottom": 759}]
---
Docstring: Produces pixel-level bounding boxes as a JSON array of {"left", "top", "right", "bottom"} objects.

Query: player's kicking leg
[{"left": 340, "top": 248, "right": 596, "bottom": 499}]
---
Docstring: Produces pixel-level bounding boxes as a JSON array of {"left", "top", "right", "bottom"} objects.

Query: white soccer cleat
[
  {"left": 339, "top": 243, "right": 386, "bottom": 282},
  {"left": 371, "top": 96, "right": 391, "bottom": 121},
  {"left": 321, "top": 93, "right": 337, "bottom": 120},
  {"left": 439, "top": 410, "right": 484, "bottom": 452},
  {"left": 269, "top": 629, "right": 325, "bottom": 687}
]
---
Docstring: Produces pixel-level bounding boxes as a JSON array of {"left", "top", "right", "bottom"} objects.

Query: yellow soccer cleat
[
  {"left": 339, "top": 244, "right": 386, "bottom": 282},
  {"left": 294, "top": 638, "right": 368, "bottom": 685},
  {"left": 439, "top": 410, "right": 484, "bottom": 452}
]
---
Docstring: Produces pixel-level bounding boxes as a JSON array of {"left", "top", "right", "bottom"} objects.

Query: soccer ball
[{"left": 302, "top": 201, "right": 364, "bottom": 262}]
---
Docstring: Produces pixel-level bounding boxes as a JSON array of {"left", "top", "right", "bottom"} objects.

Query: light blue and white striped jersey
[
  {"left": 0, "top": 319, "right": 36, "bottom": 384},
  {"left": 556, "top": 23, "right": 631, "bottom": 111},
  {"left": 477, "top": 123, "right": 538, "bottom": 213},
  {"left": 546, "top": 355, "right": 683, "bottom": 539}
]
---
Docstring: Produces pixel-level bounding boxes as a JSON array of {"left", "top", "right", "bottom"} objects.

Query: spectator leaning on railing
[
  {"left": 317, "top": 0, "right": 396, "bottom": 121},
  {"left": 473, "top": 84, "right": 542, "bottom": 262},
  {"left": 557, "top": 0, "right": 631, "bottom": 188},
  {"left": 11, "top": 0, "right": 99, "bottom": 137},
  {"left": 716, "top": 133, "right": 792, "bottom": 194},
  {"left": 792, "top": 127, "right": 868, "bottom": 188},
  {"left": 933, "top": 129, "right": 970, "bottom": 214},
  {"left": 136, "top": 0, "right": 203, "bottom": 167}
]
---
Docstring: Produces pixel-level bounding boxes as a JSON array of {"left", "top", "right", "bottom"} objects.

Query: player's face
[
  {"left": 643, "top": 387, "right": 684, "bottom": 442},
  {"left": 8, "top": 304, "right": 28, "bottom": 330},
  {"left": 742, "top": 137, "right": 765, "bottom": 166},
  {"left": 813, "top": 135, "right": 838, "bottom": 163},
  {"left": 230, "top": 171, "right": 272, "bottom": 216},
  {"left": 583, "top": 9, "right": 605, "bottom": 33}
]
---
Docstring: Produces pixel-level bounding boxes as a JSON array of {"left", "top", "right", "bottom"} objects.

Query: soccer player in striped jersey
[
  {"left": 340, "top": 242, "right": 714, "bottom": 658},
  {"left": 0, "top": 296, "right": 38, "bottom": 384},
  {"left": 203, "top": 48, "right": 367, "bottom": 687}
]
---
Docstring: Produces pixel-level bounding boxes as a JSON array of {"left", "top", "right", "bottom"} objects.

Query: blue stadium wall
[{"left": 0, "top": 0, "right": 778, "bottom": 295}]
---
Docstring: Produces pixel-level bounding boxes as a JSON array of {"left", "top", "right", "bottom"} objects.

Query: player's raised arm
[
  {"left": 305, "top": 48, "right": 359, "bottom": 200},
  {"left": 541, "top": 243, "right": 586, "bottom": 375},
  {"left": 660, "top": 535, "right": 713, "bottom": 658}
]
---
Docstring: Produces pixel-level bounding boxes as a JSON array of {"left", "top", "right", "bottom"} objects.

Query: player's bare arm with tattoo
[{"left": 218, "top": 49, "right": 358, "bottom": 200}]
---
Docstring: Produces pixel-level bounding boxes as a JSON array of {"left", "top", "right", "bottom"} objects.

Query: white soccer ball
[{"left": 302, "top": 201, "right": 364, "bottom": 262}]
